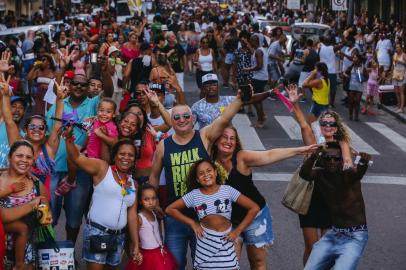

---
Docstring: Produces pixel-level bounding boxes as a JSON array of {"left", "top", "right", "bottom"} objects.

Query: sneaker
[{"left": 55, "top": 176, "right": 77, "bottom": 196}]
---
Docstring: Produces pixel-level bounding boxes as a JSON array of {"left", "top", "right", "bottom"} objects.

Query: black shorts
[{"left": 251, "top": 79, "right": 268, "bottom": 93}]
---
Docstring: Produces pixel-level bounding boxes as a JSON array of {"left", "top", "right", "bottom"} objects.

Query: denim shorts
[
  {"left": 310, "top": 102, "right": 329, "bottom": 117},
  {"left": 225, "top": 53, "right": 235, "bottom": 65},
  {"left": 82, "top": 223, "right": 126, "bottom": 266},
  {"left": 237, "top": 205, "right": 274, "bottom": 248}
]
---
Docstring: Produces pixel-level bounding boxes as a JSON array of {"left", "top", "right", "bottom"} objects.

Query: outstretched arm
[
  {"left": 0, "top": 75, "right": 22, "bottom": 145},
  {"left": 287, "top": 84, "right": 316, "bottom": 145},
  {"left": 201, "top": 92, "right": 242, "bottom": 146},
  {"left": 64, "top": 126, "right": 107, "bottom": 184},
  {"left": 239, "top": 145, "right": 319, "bottom": 173}
]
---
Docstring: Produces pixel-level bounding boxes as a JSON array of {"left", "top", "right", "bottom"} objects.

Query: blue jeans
[
  {"left": 50, "top": 170, "right": 92, "bottom": 228},
  {"left": 164, "top": 215, "right": 196, "bottom": 270},
  {"left": 304, "top": 228, "right": 368, "bottom": 270}
]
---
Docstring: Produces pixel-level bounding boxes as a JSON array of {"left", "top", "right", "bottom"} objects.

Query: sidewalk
[{"left": 377, "top": 102, "right": 406, "bottom": 123}]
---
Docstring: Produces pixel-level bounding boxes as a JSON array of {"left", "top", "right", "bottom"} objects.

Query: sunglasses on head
[
  {"left": 173, "top": 113, "right": 192, "bottom": 121},
  {"left": 72, "top": 81, "right": 88, "bottom": 87},
  {"left": 319, "top": 120, "right": 337, "bottom": 127},
  {"left": 323, "top": 155, "right": 342, "bottom": 162},
  {"left": 28, "top": 124, "right": 46, "bottom": 131}
]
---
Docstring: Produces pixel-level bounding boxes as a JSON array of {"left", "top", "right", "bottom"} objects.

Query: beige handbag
[{"left": 281, "top": 167, "right": 314, "bottom": 215}]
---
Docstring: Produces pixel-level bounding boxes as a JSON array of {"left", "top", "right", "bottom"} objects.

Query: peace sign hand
[
  {"left": 144, "top": 88, "right": 160, "bottom": 107},
  {"left": 0, "top": 50, "right": 12, "bottom": 73},
  {"left": 54, "top": 77, "right": 69, "bottom": 100},
  {"left": 0, "top": 73, "right": 11, "bottom": 97}
]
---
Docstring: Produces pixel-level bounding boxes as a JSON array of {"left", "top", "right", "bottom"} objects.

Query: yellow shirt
[{"left": 312, "top": 79, "right": 330, "bottom": 105}]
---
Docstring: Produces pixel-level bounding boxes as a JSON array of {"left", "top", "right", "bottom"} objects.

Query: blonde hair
[{"left": 319, "top": 110, "right": 351, "bottom": 143}]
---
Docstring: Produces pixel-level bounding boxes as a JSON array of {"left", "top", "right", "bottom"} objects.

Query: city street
[{"left": 55, "top": 74, "right": 406, "bottom": 269}]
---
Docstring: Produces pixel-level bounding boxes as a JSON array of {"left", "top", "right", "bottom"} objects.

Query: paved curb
[{"left": 377, "top": 103, "right": 406, "bottom": 123}]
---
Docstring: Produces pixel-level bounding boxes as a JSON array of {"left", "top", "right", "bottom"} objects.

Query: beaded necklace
[{"left": 112, "top": 165, "right": 135, "bottom": 196}]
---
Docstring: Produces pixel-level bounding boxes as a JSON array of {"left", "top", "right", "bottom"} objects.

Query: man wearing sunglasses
[
  {"left": 299, "top": 142, "right": 372, "bottom": 270},
  {"left": 149, "top": 92, "right": 243, "bottom": 270},
  {"left": 45, "top": 73, "right": 113, "bottom": 246},
  {"left": 191, "top": 73, "right": 274, "bottom": 129}
]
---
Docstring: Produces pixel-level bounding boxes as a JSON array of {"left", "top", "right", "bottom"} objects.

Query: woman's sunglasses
[
  {"left": 28, "top": 124, "right": 46, "bottom": 131},
  {"left": 173, "top": 113, "right": 192, "bottom": 121},
  {"left": 319, "top": 121, "right": 337, "bottom": 127}
]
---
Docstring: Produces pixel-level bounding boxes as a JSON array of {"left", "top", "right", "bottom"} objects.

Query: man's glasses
[
  {"left": 173, "top": 113, "right": 192, "bottom": 121},
  {"left": 319, "top": 121, "right": 337, "bottom": 127},
  {"left": 323, "top": 155, "right": 342, "bottom": 162},
  {"left": 27, "top": 124, "right": 46, "bottom": 131},
  {"left": 72, "top": 81, "right": 88, "bottom": 88}
]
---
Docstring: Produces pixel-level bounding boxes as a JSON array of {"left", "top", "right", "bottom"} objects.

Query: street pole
[{"left": 347, "top": 0, "right": 354, "bottom": 25}]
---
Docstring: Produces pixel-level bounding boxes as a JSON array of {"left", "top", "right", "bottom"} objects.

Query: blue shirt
[
  {"left": 191, "top": 96, "right": 234, "bottom": 129},
  {"left": 46, "top": 96, "right": 100, "bottom": 172},
  {"left": 0, "top": 122, "right": 26, "bottom": 169}
]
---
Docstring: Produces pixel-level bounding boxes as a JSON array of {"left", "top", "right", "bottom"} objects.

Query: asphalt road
[{"left": 55, "top": 73, "right": 406, "bottom": 269}]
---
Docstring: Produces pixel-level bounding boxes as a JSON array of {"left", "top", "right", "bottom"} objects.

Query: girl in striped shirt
[{"left": 166, "top": 159, "right": 259, "bottom": 270}]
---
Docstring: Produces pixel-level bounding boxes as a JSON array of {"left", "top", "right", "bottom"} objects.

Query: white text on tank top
[
  {"left": 198, "top": 49, "right": 213, "bottom": 71},
  {"left": 89, "top": 167, "right": 136, "bottom": 230},
  {"left": 252, "top": 47, "right": 268, "bottom": 80}
]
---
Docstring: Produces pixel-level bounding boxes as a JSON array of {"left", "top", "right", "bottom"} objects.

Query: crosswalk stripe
[
  {"left": 365, "top": 122, "right": 406, "bottom": 152},
  {"left": 232, "top": 114, "right": 265, "bottom": 150},
  {"left": 344, "top": 125, "right": 380, "bottom": 155},
  {"left": 274, "top": 116, "right": 303, "bottom": 140},
  {"left": 252, "top": 173, "right": 406, "bottom": 185}
]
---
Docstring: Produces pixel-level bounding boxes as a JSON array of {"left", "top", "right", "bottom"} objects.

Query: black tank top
[
  {"left": 226, "top": 153, "right": 266, "bottom": 225},
  {"left": 163, "top": 130, "right": 210, "bottom": 206},
  {"left": 303, "top": 48, "right": 320, "bottom": 72}
]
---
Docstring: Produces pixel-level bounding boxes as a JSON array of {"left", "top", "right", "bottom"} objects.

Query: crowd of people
[{"left": 0, "top": 0, "right": 397, "bottom": 269}]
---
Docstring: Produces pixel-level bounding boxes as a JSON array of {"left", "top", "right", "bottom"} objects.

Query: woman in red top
[{"left": 121, "top": 32, "right": 140, "bottom": 63}]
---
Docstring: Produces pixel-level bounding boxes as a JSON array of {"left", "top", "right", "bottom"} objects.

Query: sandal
[{"left": 55, "top": 176, "right": 77, "bottom": 196}]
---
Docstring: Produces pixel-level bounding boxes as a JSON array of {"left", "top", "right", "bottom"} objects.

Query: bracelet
[{"left": 155, "top": 131, "right": 163, "bottom": 142}]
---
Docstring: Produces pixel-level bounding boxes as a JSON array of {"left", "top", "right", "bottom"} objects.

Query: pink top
[
  {"left": 73, "top": 60, "right": 86, "bottom": 76},
  {"left": 368, "top": 68, "right": 379, "bottom": 85},
  {"left": 138, "top": 212, "right": 162, "bottom": 249},
  {"left": 121, "top": 45, "right": 140, "bottom": 63},
  {"left": 86, "top": 119, "right": 119, "bottom": 159}
]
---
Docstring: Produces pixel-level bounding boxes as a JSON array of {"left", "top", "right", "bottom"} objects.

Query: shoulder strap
[{"left": 41, "top": 144, "right": 53, "bottom": 172}]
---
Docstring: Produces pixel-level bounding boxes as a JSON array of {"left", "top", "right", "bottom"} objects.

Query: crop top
[{"left": 182, "top": 185, "right": 241, "bottom": 221}]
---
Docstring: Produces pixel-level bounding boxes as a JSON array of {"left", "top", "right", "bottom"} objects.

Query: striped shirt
[{"left": 182, "top": 185, "right": 241, "bottom": 221}]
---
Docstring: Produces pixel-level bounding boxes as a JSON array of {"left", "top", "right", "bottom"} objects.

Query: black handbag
[{"left": 89, "top": 234, "right": 117, "bottom": 252}]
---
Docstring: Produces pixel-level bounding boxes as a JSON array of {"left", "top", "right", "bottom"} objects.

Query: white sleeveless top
[
  {"left": 319, "top": 44, "right": 337, "bottom": 74},
  {"left": 88, "top": 166, "right": 136, "bottom": 230},
  {"left": 198, "top": 49, "right": 214, "bottom": 71},
  {"left": 139, "top": 212, "right": 162, "bottom": 249}
]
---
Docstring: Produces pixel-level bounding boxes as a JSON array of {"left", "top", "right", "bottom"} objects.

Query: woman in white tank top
[
  {"left": 194, "top": 36, "right": 217, "bottom": 98},
  {"left": 65, "top": 135, "right": 141, "bottom": 268}
]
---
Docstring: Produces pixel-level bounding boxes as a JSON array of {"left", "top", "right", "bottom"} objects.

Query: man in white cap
[{"left": 191, "top": 73, "right": 273, "bottom": 129}]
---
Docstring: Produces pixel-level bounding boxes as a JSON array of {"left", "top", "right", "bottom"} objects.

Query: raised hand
[
  {"left": 144, "top": 88, "right": 160, "bottom": 107},
  {"left": 54, "top": 77, "right": 69, "bottom": 99},
  {"left": 146, "top": 124, "right": 157, "bottom": 137},
  {"left": 0, "top": 50, "right": 12, "bottom": 73},
  {"left": 286, "top": 84, "right": 302, "bottom": 103},
  {"left": 0, "top": 73, "right": 11, "bottom": 96}
]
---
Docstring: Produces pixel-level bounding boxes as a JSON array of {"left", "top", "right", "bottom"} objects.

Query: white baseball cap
[
  {"left": 201, "top": 73, "right": 218, "bottom": 85},
  {"left": 108, "top": 46, "right": 120, "bottom": 56}
]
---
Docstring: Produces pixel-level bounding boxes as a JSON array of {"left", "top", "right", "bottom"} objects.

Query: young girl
[
  {"left": 166, "top": 160, "right": 259, "bottom": 270},
  {"left": 362, "top": 58, "right": 380, "bottom": 115},
  {"left": 55, "top": 98, "right": 119, "bottom": 196},
  {"left": 125, "top": 184, "right": 177, "bottom": 270}
]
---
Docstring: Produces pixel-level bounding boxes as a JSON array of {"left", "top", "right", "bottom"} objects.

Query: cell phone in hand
[{"left": 240, "top": 84, "right": 252, "bottom": 102}]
